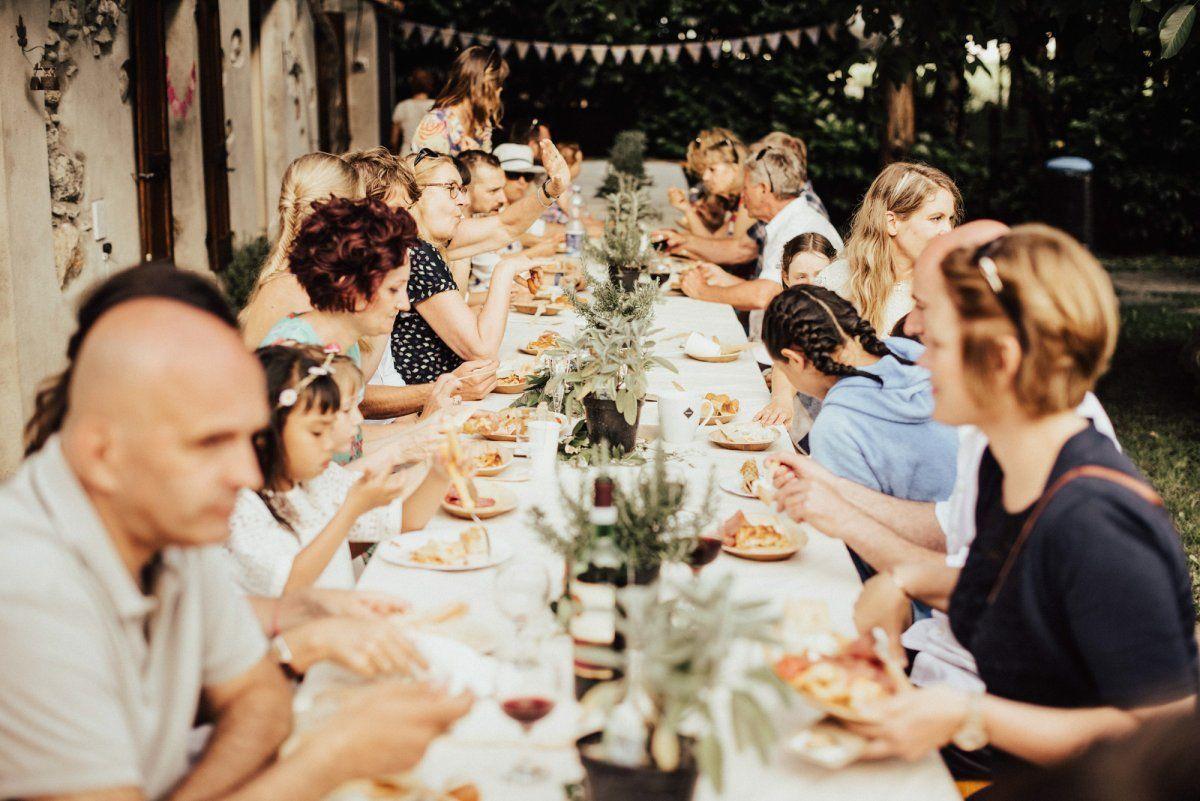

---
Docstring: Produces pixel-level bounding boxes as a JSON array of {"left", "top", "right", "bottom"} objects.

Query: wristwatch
[{"left": 952, "top": 692, "right": 989, "bottom": 751}]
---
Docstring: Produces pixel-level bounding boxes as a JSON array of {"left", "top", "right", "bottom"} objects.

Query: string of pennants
[{"left": 394, "top": 21, "right": 842, "bottom": 64}]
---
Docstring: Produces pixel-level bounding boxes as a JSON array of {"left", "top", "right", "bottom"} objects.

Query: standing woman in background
[
  {"left": 411, "top": 46, "right": 508, "bottom": 156},
  {"left": 390, "top": 67, "right": 437, "bottom": 155}
]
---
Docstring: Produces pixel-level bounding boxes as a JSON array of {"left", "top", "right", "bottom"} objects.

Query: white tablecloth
[{"left": 305, "top": 293, "right": 958, "bottom": 801}]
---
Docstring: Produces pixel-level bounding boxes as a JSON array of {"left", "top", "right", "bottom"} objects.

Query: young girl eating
[
  {"left": 762, "top": 284, "right": 957, "bottom": 579},
  {"left": 225, "top": 345, "right": 436, "bottom": 596}
]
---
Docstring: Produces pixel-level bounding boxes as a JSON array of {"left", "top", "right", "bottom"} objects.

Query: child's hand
[{"left": 346, "top": 466, "right": 422, "bottom": 514}]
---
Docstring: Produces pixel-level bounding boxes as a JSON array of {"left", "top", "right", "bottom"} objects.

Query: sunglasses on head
[
  {"left": 752, "top": 146, "right": 778, "bottom": 193},
  {"left": 413, "top": 147, "right": 440, "bottom": 166}
]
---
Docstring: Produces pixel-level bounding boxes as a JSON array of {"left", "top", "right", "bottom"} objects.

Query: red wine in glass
[
  {"left": 688, "top": 536, "right": 723, "bottom": 573},
  {"left": 502, "top": 696, "right": 556, "bottom": 730}
]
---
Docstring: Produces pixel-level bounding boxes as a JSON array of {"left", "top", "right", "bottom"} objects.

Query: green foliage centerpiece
[
  {"left": 589, "top": 172, "right": 658, "bottom": 290},
  {"left": 577, "top": 578, "right": 788, "bottom": 798},
  {"left": 597, "top": 130, "right": 651, "bottom": 197}
]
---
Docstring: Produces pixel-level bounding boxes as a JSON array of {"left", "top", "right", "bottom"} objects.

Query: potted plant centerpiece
[
  {"left": 589, "top": 173, "right": 658, "bottom": 291},
  {"left": 576, "top": 578, "right": 787, "bottom": 800},
  {"left": 564, "top": 313, "right": 674, "bottom": 451}
]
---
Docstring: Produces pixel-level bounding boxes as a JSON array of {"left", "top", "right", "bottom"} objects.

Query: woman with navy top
[{"left": 831, "top": 224, "right": 1197, "bottom": 783}]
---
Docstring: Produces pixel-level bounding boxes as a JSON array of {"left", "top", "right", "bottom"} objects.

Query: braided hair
[{"left": 762, "top": 284, "right": 912, "bottom": 386}]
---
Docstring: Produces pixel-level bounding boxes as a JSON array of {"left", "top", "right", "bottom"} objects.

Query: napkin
[{"left": 684, "top": 332, "right": 722, "bottom": 357}]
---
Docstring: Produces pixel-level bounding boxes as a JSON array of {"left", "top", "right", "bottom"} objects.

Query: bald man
[{"left": 0, "top": 298, "right": 468, "bottom": 800}]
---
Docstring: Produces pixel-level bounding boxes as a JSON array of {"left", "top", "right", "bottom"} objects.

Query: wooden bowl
[
  {"left": 709, "top": 427, "right": 777, "bottom": 452},
  {"left": 441, "top": 482, "right": 516, "bottom": 519},
  {"left": 722, "top": 543, "right": 800, "bottom": 562},
  {"left": 470, "top": 446, "right": 514, "bottom": 477},
  {"left": 700, "top": 410, "right": 738, "bottom": 426},
  {"left": 687, "top": 351, "right": 739, "bottom": 364},
  {"left": 493, "top": 380, "right": 531, "bottom": 395},
  {"left": 512, "top": 301, "right": 565, "bottom": 316}
]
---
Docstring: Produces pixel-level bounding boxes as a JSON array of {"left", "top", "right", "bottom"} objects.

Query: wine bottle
[{"left": 569, "top": 475, "right": 626, "bottom": 699}]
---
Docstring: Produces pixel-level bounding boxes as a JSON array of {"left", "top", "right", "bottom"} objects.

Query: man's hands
[
  {"left": 301, "top": 588, "right": 409, "bottom": 620},
  {"left": 768, "top": 452, "right": 850, "bottom": 534},
  {"left": 539, "top": 139, "right": 571, "bottom": 198},
  {"left": 315, "top": 682, "right": 473, "bottom": 782},
  {"left": 679, "top": 266, "right": 709, "bottom": 299},
  {"left": 650, "top": 228, "right": 689, "bottom": 253},
  {"left": 451, "top": 359, "right": 499, "bottom": 400},
  {"left": 290, "top": 616, "right": 426, "bottom": 677},
  {"left": 419, "top": 373, "right": 463, "bottom": 420}
]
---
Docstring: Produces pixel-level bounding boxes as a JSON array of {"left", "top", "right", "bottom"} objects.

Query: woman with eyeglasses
[
  {"left": 411, "top": 46, "right": 508, "bottom": 156},
  {"left": 388, "top": 146, "right": 567, "bottom": 384},
  {"left": 830, "top": 224, "right": 1197, "bottom": 784}
]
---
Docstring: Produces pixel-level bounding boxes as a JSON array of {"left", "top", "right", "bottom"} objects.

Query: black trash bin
[{"left": 1043, "top": 156, "right": 1094, "bottom": 249}]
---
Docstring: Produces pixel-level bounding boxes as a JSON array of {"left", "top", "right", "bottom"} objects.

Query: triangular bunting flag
[
  {"left": 805, "top": 26, "right": 821, "bottom": 45},
  {"left": 785, "top": 29, "right": 801, "bottom": 48},
  {"left": 705, "top": 41, "right": 722, "bottom": 59},
  {"left": 826, "top": 22, "right": 839, "bottom": 40},
  {"left": 514, "top": 40, "right": 530, "bottom": 58},
  {"left": 664, "top": 44, "right": 681, "bottom": 62},
  {"left": 746, "top": 35, "right": 762, "bottom": 55},
  {"left": 495, "top": 38, "right": 512, "bottom": 55},
  {"left": 399, "top": 21, "right": 416, "bottom": 38},
  {"left": 588, "top": 44, "right": 607, "bottom": 63},
  {"left": 418, "top": 24, "right": 435, "bottom": 44},
  {"left": 765, "top": 32, "right": 782, "bottom": 50},
  {"left": 629, "top": 44, "right": 647, "bottom": 63},
  {"left": 611, "top": 45, "right": 628, "bottom": 64},
  {"left": 457, "top": 31, "right": 474, "bottom": 47},
  {"left": 684, "top": 42, "right": 703, "bottom": 61},
  {"left": 728, "top": 37, "right": 745, "bottom": 55},
  {"left": 649, "top": 45, "right": 665, "bottom": 63},
  {"left": 438, "top": 28, "right": 456, "bottom": 47},
  {"left": 533, "top": 41, "right": 550, "bottom": 59},
  {"left": 552, "top": 43, "right": 569, "bottom": 61},
  {"left": 569, "top": 44, "right": 588, "bottom": 63}
]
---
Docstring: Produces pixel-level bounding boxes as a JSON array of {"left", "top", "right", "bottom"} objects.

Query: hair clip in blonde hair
[{"left": 977, "top": 255, "right": 1004, "bottom": 294}]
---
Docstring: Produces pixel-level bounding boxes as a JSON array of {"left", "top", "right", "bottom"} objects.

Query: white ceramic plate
[{"left": 378, "top": 530, "right": 514, "bottom": 572}]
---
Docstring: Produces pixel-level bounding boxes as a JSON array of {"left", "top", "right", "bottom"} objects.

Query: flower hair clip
[{"left": 275, "top": 350, "right": 338, "bottom": 409}]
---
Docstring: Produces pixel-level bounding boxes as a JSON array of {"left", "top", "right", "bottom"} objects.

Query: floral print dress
[{"left": 410, "top": 106, "right": 492, "bottom": 156}]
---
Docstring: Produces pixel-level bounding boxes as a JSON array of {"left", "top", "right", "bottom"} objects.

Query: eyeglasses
[{"left": 420, "top": 181, "right": 465, "bottom": 199}]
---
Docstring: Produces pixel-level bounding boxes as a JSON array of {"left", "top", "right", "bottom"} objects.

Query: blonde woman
[
  {"left": 834, "top": 225, "right": 1196, "bottom": 780},
  {"left": 239, "top": 153, "right": 363, "bottom": 347},
  {"left": 817, "top": 162, "right": 962, "bottom": 335},
  {"left": 667, "top": 128, "right": 751, "bottom": 237},
  {"left": 411, "top": 46, "right": 508, "bottom": 155}
]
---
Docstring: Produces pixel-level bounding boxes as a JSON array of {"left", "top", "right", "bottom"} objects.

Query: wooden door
[
  {"left": 195, "top": 0, "right": 233, "bottom": 273},
  {"left": 314, "top": 10, "right": 349, "bottom": 154},
  {"left": 129, "top": 0, "right": 174, "bottom": 263}
]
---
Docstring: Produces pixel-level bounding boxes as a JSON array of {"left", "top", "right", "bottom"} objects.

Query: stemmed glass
[
  {"left": 687, "top": 534, "right": 724, "bottom": 575},
  {"left": 493, "top": 559, "right": 551, "bottom": 640},
  {"left": 496, "top": 652, "right": 562, "bottom": 784}
]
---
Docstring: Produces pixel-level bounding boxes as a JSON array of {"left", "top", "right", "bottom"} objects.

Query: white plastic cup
[
  {"left": 526, "top": 420, "right": 560, "bottom": 479},
  {"left": 658, "top": 389, "right": 699, "bottom": 444}
]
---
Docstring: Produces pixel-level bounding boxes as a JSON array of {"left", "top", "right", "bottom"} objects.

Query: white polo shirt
[
  {"left": 749, "top": 196, "right": 844, "bottom": 341},
  {"left": 0, "top": 438, "right": 267, "bottom": 799}
]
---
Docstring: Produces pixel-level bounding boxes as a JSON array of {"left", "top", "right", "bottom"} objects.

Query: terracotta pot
[
  {"left": 583, "top": 395, "right": 643, "bottom": 453},
  {"left": 577, "top": 732, "right": 699, "bottom": 801}
]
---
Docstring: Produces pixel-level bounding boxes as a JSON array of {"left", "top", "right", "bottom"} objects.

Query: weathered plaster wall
[
  {"left": 165, "top": 0, "right": 211, "bottom": 273},
  {"left": 344, "top": 0, "right": 381, "bottom": 153},
  {"left": 220, "top": 0, "right": 268, "bottom": 243},
  {"left": 0, "top": 1, "right": 140, "bottom": 476}
]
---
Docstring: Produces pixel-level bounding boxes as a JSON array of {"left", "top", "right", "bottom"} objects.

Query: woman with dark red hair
[{"left": 260, "top": 197, "right": 458, "bottom": 465}]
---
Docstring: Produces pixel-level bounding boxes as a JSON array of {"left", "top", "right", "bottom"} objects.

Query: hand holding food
[
  {"left": 452, "top": 359, "right": 500, "bottom": 401},
  {"left": 667, "top": 186, "right": 690, "bottom": 211},
  {"left": 346, "top": 466, "right": 421, "bottom": 515},
  {"left": 842, "top": 685, "right": 972, "bottom": 762}
]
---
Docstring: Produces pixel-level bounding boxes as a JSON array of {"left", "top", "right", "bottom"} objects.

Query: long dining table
[{"left": 301, "top": 290, "right": 960, "bottom": 801}]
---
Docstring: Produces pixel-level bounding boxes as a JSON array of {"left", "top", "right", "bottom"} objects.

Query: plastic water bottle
[{"left": 565, "top": 186, "right": 585, "bottom": 257}]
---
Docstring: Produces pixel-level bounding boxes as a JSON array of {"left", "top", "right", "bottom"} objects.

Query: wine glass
[
  {"left": 497, "top": 653, "right": 562, "bottom": 784},
  {"left": 494, "top": 559, "right": 551, "bottom": 639},
  {"left": 687, "top": 534, "right": 724, "bottom": 575}
]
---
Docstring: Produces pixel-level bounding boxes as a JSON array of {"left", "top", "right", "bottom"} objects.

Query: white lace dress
[{"left": 224, "top": 464, "right": 403, "bottom": 597}]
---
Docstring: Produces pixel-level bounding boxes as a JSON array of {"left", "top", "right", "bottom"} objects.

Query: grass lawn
[{"left": 1098, "top": 257, "right": 1200, "bottom": 610}]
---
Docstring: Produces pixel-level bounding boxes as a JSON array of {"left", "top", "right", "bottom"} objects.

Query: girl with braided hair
[{"left": 762, "top": 284, "right": 957, "bottom": 513}]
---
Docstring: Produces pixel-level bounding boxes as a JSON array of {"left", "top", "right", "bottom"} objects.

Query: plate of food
[
  {"left": 717, "top": 510, "right": 806, "bottom": 561},
  {"left": 493, "top": 364, "right": 536, "bottom": 395},
  {"left": 519, "top": 330, "right": 563, "bottom": 355},
  {"left": 442, "top": 480, "right": 517, "bottom": 519},
  {"left": 719, "top": 458, "right": 775, "bottom": 500},
  {"left": 773, "top": 636, "right": 910, "bottom": 724},
  {"left": 468, "top": 444, "right": 514, "bottom": 477},
  {"left": 708, "top": 422, "right": 778, "bottom": 452},
  {"left": 683, "top": 332, "right": 746, "bottom": 363},
  {"left": 461, "top": 408, "right": 570, "bottom": 442},
  {"left": 785, "top": 722, "right": 868, "bottom": 770},
  {"left": 699, "top": 392, "right": 739, "bottom": 425},
  {"left": 512, "top": 299, "right": 569, "bottom": 316},
  {"left": 379, "top": 527, "right": 512, "bottom": 572}
]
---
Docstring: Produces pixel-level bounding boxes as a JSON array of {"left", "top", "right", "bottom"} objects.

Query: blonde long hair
[
  {"left": 843, "top": 162, "right": 962, "bottom": 330},
  {"left": 432, "top": 46, "right": 508, "bottom": 137},
  {"left": 251, "top": 153, "right": 362, "bottom": 296}
]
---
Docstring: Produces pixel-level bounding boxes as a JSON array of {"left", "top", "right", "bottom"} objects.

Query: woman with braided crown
[
  {"left": 762, "top": 284, "right": 957, "bottom": 513},
  {"left": 239, "top": 153, "right": 364, "bottom": 347}
]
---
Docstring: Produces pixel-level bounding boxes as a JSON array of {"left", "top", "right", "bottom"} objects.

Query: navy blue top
[{"left": 390, "top": 240, "right": 464, "bottom": 385}]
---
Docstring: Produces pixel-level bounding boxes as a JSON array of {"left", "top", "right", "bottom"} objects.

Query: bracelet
[{"left": 537, "top": 180, "right": 555, "bottom": 208}]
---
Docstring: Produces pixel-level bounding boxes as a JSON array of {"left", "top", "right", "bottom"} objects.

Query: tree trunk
[{"left": 883, "top": 75, "right": 916, "bottom": 164}]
